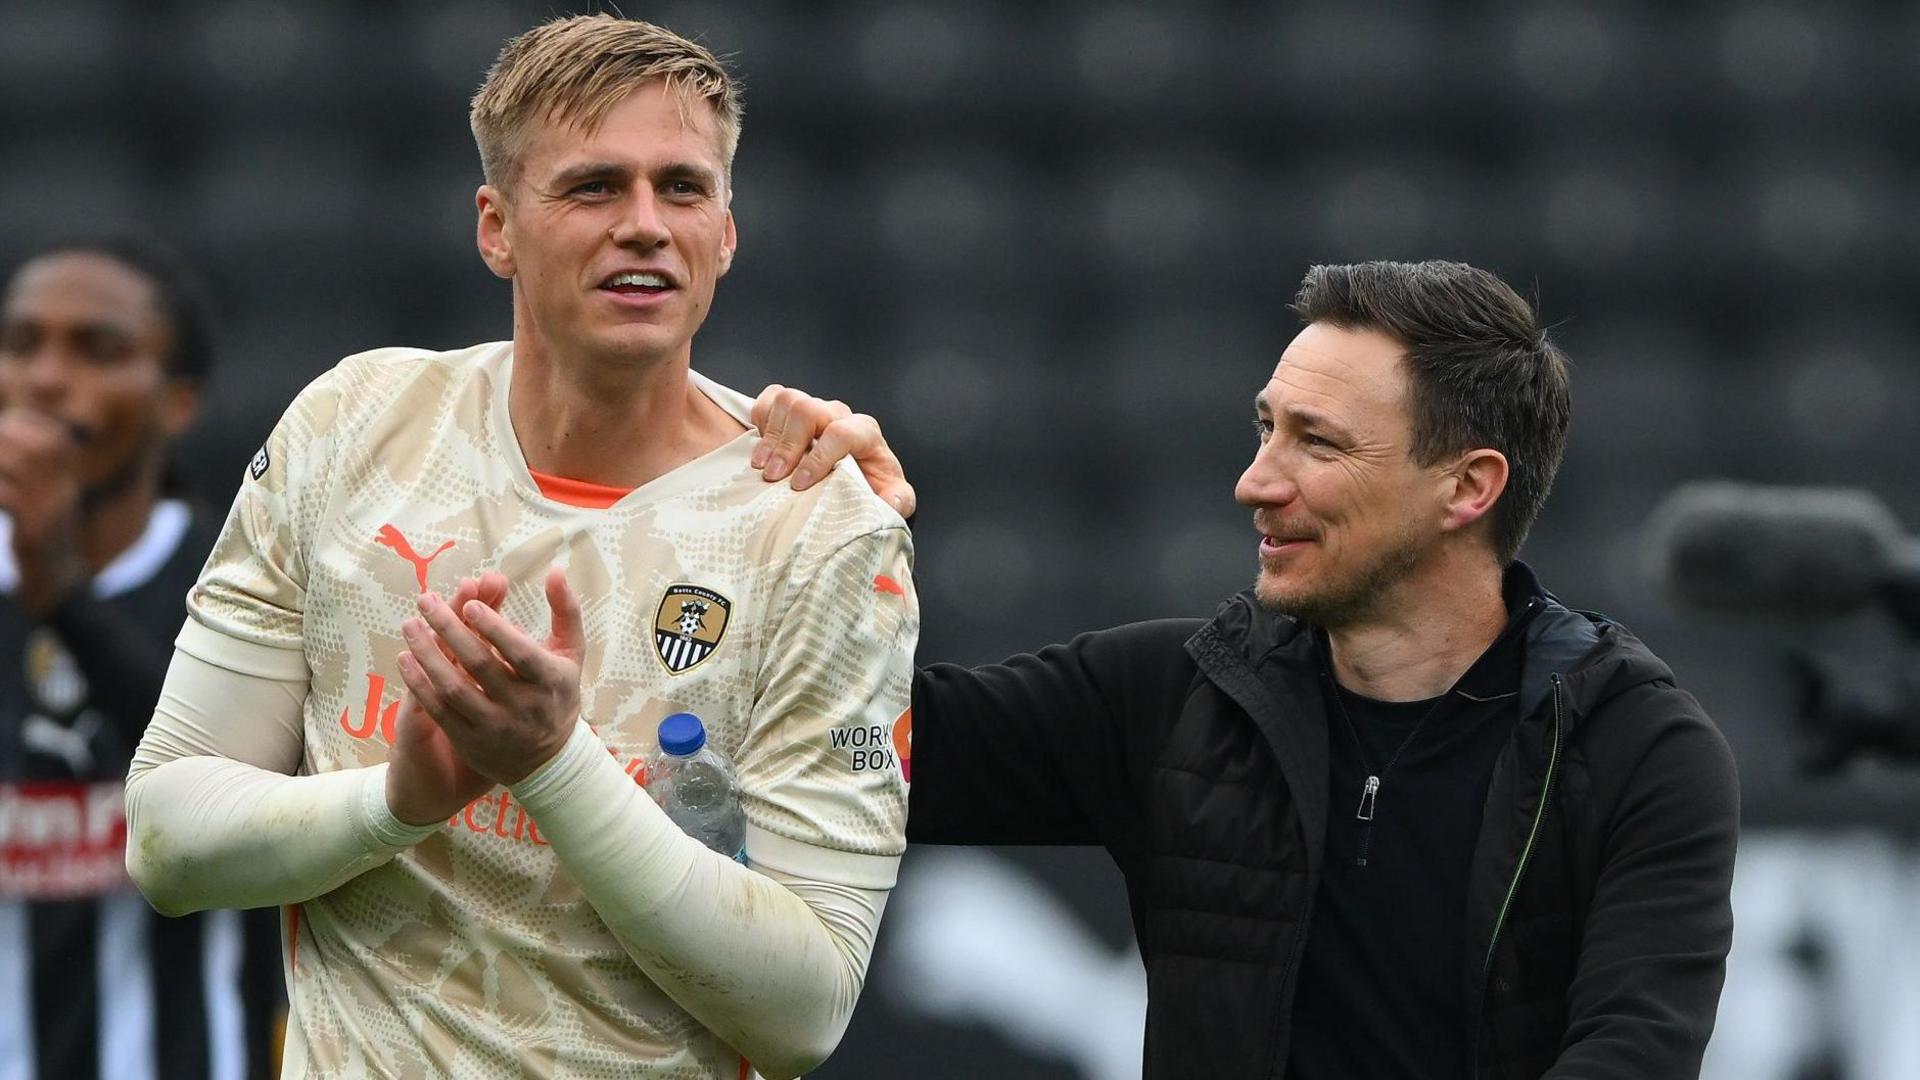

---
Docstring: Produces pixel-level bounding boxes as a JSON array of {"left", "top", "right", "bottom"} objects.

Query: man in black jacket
[{"left": 752, "top": 259, "right": 1738, "bottom": 1079}]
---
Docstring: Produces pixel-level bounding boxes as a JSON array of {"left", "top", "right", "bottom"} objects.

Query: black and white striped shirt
[{"left": 0, "top": 500, "right": 281, "bottom": 1080}]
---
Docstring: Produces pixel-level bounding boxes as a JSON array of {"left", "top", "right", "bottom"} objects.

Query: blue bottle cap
[{"left": 658, "top": 712, "right": 707, "bottom": 757}]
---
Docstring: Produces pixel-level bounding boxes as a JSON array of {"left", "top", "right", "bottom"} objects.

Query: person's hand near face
[{"left": 0, "top": 252, "right": 198, "bottom": 614}]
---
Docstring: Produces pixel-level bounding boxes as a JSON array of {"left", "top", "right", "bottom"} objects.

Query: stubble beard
[{"left": 1253, "top": 520, "right": 1429, "bottom": 629}]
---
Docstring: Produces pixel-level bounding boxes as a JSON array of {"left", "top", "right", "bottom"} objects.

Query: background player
[
  {"left": 0, "top": 237, "right": 282, "bottom": 1078},
  {"left": 123, "top": 16, "right": 916, "bottom": 1079}
]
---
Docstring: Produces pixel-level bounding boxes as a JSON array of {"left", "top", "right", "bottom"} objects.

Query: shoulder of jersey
[
  {"left": 809, "top": 456, "right": 913, "bottom": 534},
  {"left": 305, "top": 341, "right": 504, "bottom": 423},
  {"left": 328, "top": 340, "right": 501, "bottom": 386},
  {"left": 687, "top": 368, "right": 906, "bottom": 535}
]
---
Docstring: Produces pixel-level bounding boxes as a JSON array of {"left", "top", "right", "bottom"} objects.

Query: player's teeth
[{"left": 609, "top": 272, "right": 668, "bottom": 287}]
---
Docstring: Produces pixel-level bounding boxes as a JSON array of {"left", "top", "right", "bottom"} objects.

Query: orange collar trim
[{"left": 528, "top": 468, "right": 634, "bottom": 509}]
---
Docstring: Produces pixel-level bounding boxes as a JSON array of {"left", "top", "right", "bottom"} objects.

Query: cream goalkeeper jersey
[{"left": 177, "top": 342, "right": 917, "bottom": 1077}]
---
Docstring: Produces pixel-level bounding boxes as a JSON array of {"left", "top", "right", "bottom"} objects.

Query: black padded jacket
[{"left": 908, "top": 571, "right": 1739, "bottom": 1079}]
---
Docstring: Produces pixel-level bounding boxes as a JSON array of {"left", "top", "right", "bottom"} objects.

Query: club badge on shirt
[{"left": 653, "top": 584, "right": 731, "bottom": 675}]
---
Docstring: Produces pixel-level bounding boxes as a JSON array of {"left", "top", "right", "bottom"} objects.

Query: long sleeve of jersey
[
  {"left": 124, "top": 647, "right": 441, "bottom": 914},
  {"left": 491, "top": 523, "right": 917, "bottom": 1079},
  {"left": 512, "top": 720, "right": 889, "bottom": 1080},
  {"left": 125, "top": 650, "right": 890, "bottom": 1080}
]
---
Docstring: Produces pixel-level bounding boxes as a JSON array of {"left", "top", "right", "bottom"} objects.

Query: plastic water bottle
[{"left": 647, "top": 712, "right": 747, "bottom": 864}]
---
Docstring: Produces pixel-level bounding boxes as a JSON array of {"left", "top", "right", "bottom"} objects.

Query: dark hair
[
  {"left": 17, "top": 234, "right": 216, "bottom": 383},
  {"left": 1292, "top": 260, "right": 1571, "bottom": 565}
]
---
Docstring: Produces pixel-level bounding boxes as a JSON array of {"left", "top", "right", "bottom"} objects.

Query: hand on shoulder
[{"left": 749, "top": 385, "right": 916, "bottom": 519}]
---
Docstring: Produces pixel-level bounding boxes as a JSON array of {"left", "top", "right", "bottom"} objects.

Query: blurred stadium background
[{"left": 6, "top": 0, "right": 1920, "bottom": 1075}]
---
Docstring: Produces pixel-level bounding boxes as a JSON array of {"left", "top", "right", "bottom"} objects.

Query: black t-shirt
[{"left": 1286, "top": 595, "right": 1539, "bottom": 1080}]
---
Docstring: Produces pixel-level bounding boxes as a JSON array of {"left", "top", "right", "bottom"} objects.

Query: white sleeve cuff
[
  {"left": 356, "top": 764, "right": 445, "bottom": 851},
  {"left": 176, "top": 616, "right": 309, "bottom": 681},
  {"left": 746, "top": 825, "right": 901, "bottom": 891},
  {"left": 509, "top": 719, "right": 605, "bottom": 808}
]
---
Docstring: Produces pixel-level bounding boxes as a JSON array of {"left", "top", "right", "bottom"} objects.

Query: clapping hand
[{"left": 395, "top": 565, "right": 586, "bottom": 788}]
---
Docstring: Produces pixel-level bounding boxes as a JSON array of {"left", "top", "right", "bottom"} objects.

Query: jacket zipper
[
  {"left": 1473, "top": 674, "right": 1563, "bottom": 1079},
  {"left": 1270, "top": 892, "right": 1317, "bottom": 1080}
]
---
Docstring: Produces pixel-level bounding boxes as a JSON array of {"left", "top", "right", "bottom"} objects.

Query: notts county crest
[{"left": 653, "top": 584, "right": 732, "bottom": 674}]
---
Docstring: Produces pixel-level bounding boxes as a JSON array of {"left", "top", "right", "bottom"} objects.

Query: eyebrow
[
  {"left": 1287, "top": 406, "right": 1357, "bottom": 443},
  {"left": 656, "top": 161, "right": 721, "bottom": 188},
  {"left": 1254, "top": 395, "right": 1358, "bottom": 442},
  {"left": 546, "top": 161, "right": 629, "bottom": 190},
  {"left": 71, "top": 321, "right": 138, "bottom": 342},
  {"left": 0, "top": 315, "right": 135, "bottom": 340},
  {"left": 546, "top": 160, "right": 721, "bottom": 191}
]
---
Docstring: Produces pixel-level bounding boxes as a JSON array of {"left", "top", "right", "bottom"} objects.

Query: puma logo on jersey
[{"left": 375, "top": 524, "right": 455, "bottom": 592}]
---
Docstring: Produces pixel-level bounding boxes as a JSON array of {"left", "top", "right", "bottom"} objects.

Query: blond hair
[{"left": 469, "top": 15, "right": 742, "bottom": 192}]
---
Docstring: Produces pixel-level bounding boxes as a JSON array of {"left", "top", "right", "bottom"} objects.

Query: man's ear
[
  {"left": 1440, "top": 448, "right": 1509, "bottom": 534},
  {"left": 476, "top": 184, "right": 515, "bottom": 280},
  {"left": 159, "top": 378, "right": 202, "bottom": 440},
  {"left": 717, "top": 208, "right": 737, "bottom": 278}
]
